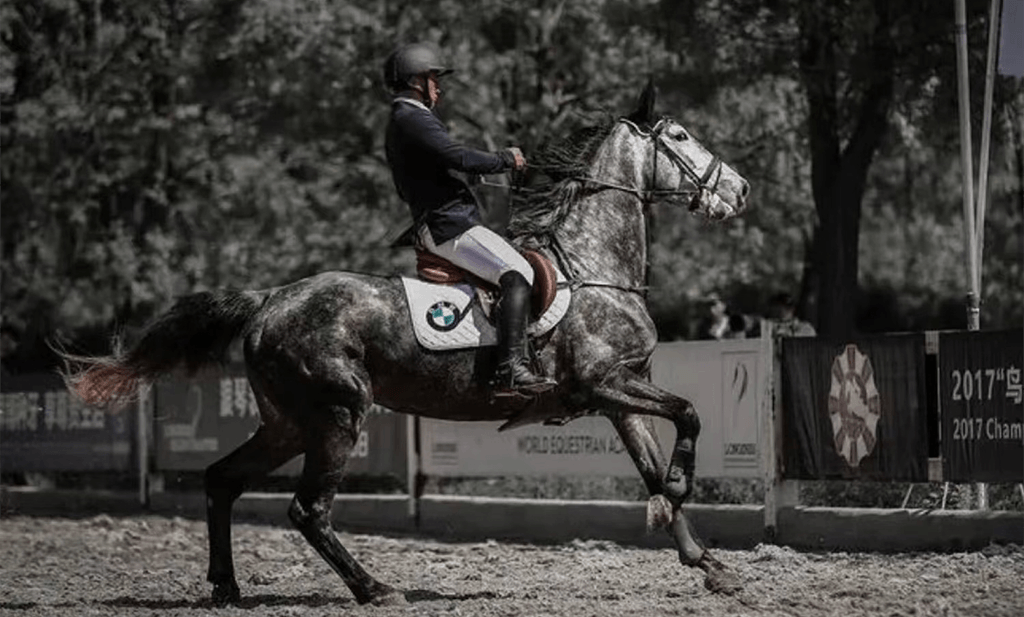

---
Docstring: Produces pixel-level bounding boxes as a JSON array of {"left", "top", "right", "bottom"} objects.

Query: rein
[
  {"left": 521, "top": 118, "right": 722, "bottom": 298},
  {"left": 547, "top": 233, "right": 647, "bottom": 296},
  {"left": 476, "top": 164, "right": 650, "bottom": 296},
  {"left": 477, "top": 118, "right": 725, "bottom": 297}
]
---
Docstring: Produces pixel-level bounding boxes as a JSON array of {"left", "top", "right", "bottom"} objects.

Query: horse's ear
[{"left": 627, "top": 78, "right": 657, "bottom": 126}]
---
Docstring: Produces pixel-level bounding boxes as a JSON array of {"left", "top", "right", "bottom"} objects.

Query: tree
[
  {"left": 651, "top": 0, "right": 1016, "bottom": 338},
  {"left": 797, "top": 0, "right": 895, "bottom": 338},
  {"left": 1, "top": 0, "right": 1019, "bottom": 371}
]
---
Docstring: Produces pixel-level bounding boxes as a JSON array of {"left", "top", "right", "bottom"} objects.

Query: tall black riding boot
[{"left": 493, "top": 271, "right": 557, "bottom": 395}]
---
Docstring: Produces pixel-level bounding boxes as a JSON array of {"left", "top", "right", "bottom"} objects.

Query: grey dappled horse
[{"left": 64, "top": 83, "right": 750, "bottom": 606}]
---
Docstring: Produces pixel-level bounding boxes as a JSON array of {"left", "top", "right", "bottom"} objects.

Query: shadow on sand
[
  {"left": 89, "top": 588, "right": 503, "bottom": 611},
  {"left": 100, "top": 593, "right": 350, "bottom": 611}
]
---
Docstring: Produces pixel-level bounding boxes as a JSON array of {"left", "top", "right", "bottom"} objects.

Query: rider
[{"left": 383, "top": 42, "right": 556, "bottom": 396}]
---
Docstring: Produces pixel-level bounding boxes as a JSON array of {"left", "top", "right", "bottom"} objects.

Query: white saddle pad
[{"left": 400, "top": 270, "right": 572, "bottom": 351}]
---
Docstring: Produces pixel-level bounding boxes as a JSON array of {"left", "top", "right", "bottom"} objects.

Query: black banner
[
  {"left": 1, "top": 373, "right": 133, "bottom": 471},
  {"left": 782, "top": 334, "right": 928, "bottom": 481},
  {"left": 154, "top": 367, "right": 407, "bottom": 477},
  {"left": 940, "top": 329, "right": 1023, "bottom": 483}
]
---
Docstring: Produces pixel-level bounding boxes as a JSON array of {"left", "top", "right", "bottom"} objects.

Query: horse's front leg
[
  {"left": 593, "top": 371, "right": 700, "bottom": 502},
  {"left": 595, "top": 373, "right": 741, "bottom": 595},
  {"left": 608, "top": 412, "right": 740, "bottom": 595}
]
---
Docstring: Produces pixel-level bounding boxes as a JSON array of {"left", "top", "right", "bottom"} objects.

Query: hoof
[
  {"left": 703, "top": 567, "right": 742, "bottom": 595},
  {"left": 368, "top": 585, "right": 407, "bottom": 607},
  {"left": 211, "top": 581, "right": 241, "bottom": 606}
]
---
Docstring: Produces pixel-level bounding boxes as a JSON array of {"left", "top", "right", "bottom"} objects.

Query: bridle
[
  {"left": 540, "top": 118, "right": 724, "bottom": 297},
  {"left": 473, "top": 118, "right": 726, "bottom": 297},
  {"left": 572, "top": 118, "right": 723, "bottom": 212}
]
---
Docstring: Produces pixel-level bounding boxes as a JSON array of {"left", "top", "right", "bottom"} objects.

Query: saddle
[
  {"left": 400, "top": 248, "right": 570, "bottom": 352},
  {"left": 415, "top": 248, "right": 559, "bottom": 318}
]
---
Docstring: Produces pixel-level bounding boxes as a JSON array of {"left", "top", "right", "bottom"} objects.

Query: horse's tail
[{"left": 61, "top": 289, "right": 270, "bottom": 409}]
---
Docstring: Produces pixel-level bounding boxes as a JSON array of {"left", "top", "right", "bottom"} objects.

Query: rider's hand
[{"left": 507, "top": 147, "right": 527, "bottom": 171}]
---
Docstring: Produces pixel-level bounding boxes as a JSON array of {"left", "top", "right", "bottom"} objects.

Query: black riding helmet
[{"left": 383, "top": 43, "right": 453, "bottom": 92}]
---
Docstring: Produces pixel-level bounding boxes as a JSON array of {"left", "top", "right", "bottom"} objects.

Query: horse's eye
[{"left": 673, "top": 131, "right": 688, "bottom": 141}]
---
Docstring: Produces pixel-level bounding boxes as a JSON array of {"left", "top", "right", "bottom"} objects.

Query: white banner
[
  {"left": 650, "top": 338, "right": 766, "bottom": 478},
  {"left": 421, "top": 415, "right": 644, "bottom": 477},
  {"left": 999, "top": 0, "right": 1023, "bottom": 77},
  {"left": 420, "top": 338, "right": 767, "bottom": 479}
]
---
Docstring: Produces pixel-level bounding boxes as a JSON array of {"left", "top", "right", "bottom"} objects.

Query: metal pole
[
  {"left": 954, "top": 0, "right": 980, "bottom": 312},
  {"left": 901, "top": 484, "right": 914, "bottom": 509},
  {"left": 971, "top": 0, "right": 1003, "bottom": 512},
  {"left": 955, "top": 0, "right": 991, "bottom": 510},
  {"left": 975, "top": 0, "right": 1002, "bottom": 285}
]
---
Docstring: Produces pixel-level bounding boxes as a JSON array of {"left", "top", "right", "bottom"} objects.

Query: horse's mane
[{"left": 508, "top": 118, "right": 616, "bottom": 239}]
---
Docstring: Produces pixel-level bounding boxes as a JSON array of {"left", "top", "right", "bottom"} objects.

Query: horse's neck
[{"left": 556, "top": 126, "right": 649, "bottom": 287}]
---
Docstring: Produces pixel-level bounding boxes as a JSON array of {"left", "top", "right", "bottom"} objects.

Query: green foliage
[{"left": 1, "top": 0, "right": 1021, "bottom": 369}]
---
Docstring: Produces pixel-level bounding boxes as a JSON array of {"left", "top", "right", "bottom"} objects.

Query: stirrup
[
  {"left": 494, "top": 379, "right": 557, "bottom": 397},
  {"left": 492, "top": 360, "right": 557, "bottom": 397}
]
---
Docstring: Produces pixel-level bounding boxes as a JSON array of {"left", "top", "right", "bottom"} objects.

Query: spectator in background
[
  {"left": 767, "top": 292, "right": 816, "bottom": 338},
  {"left": 704, "top": 294, "right": 730, "bottom": 340},
  {"left": 723, "top": 313, "right": 749, "bottom": 339},
  {"left": 1, "top": 324, "right": 20, "bottom": 380},
  {"left": 702, "top": 294, "right": 758, "bottom": 340}
]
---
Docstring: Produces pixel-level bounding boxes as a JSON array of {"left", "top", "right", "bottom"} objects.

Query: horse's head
[{"left": 626, "top": 81, "right": 749, "bottom": 221}]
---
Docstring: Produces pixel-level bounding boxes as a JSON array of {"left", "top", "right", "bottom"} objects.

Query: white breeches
[{"left": 418, "top": 225, "right": 534, "bottom": 286}]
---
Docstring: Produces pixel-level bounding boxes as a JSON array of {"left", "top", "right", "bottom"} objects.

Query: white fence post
[
  {"left": 406, "top": 414, "right": 420, "bottom": 522},
  {"left": 977, "top": 483, "right": 989, "bottom": 510},
  {"left": 760, "top": 322, "right": 775, "bottom": 538},
  {"left": 137, "top": 389, "right": 149, "bottom": 507},
  {"left": 762, "top": 322, "right": 800, "bottom": 542}
]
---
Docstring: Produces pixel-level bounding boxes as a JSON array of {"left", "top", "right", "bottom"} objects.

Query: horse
[{"left": 62, "top": 81, "right": 750, "bottom": 606}]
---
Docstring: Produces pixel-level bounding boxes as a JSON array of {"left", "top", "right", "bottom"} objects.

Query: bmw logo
[{"left": 426, "top": 301, "right": 460, "bottom": 332}]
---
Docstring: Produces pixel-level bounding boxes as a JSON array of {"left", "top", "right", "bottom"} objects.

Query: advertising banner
[
  {"left": 0, "top": 373, "right": 133, "bottom": 471},
  {"left": 940, "top": 329, "right": 1023, "bottom": 482},
  {"left": 421, "top": 415, "right": 647, "bottom": 477},
  {"left": 782, "top": 334, "right": 929, "bottom": 481},
  {"left": 421, "top": 338, "right": 766, "bottom": 478},
  {"left": 652, "top": 339, "right": 766, "bottom": 478},
  {"left": 154, "top": 367, "right": 407, "bottom": 477}
]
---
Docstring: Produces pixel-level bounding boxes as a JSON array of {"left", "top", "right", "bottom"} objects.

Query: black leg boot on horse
[{"left": 493, "top": 271, "right": 557, "bottom": 396}]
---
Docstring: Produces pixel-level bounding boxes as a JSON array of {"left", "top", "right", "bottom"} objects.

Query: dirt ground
[{"left": 1, "top": 515, "right": 1022, "bottom": 617}]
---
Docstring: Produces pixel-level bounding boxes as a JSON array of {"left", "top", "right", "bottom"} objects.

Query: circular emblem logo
[
  {"left": 426, "top": 301, "right": 460, "bottom": 332},
  {"left": 827, "top": 344, "right": 881, "bottom": 468}
]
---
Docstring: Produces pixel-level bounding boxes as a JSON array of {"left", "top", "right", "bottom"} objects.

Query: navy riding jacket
[{"left": 385, "top": 96, "right": 516, "bottom": 245}]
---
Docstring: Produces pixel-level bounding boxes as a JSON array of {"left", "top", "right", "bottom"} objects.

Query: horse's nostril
[{"left": 741, "top": 181, "right": 750, "bottom": 199}]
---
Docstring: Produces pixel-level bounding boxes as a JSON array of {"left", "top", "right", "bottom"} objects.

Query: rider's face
[
  {"left": 426, "top": 73, "right": 441, "bottom": 107},
  {"left": 411, "top": 73, "right": 441, "bottom": 108}
]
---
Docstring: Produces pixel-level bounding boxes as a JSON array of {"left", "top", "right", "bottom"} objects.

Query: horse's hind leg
[
  {"left": 288, "top": 406, "right": 405, "bottom": 606},
  {"left": 205, "top": 419, "right": 302, "bottom": 604},
  {"left": 609, "top": 412, "right": 741, "bottom": 595}
]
